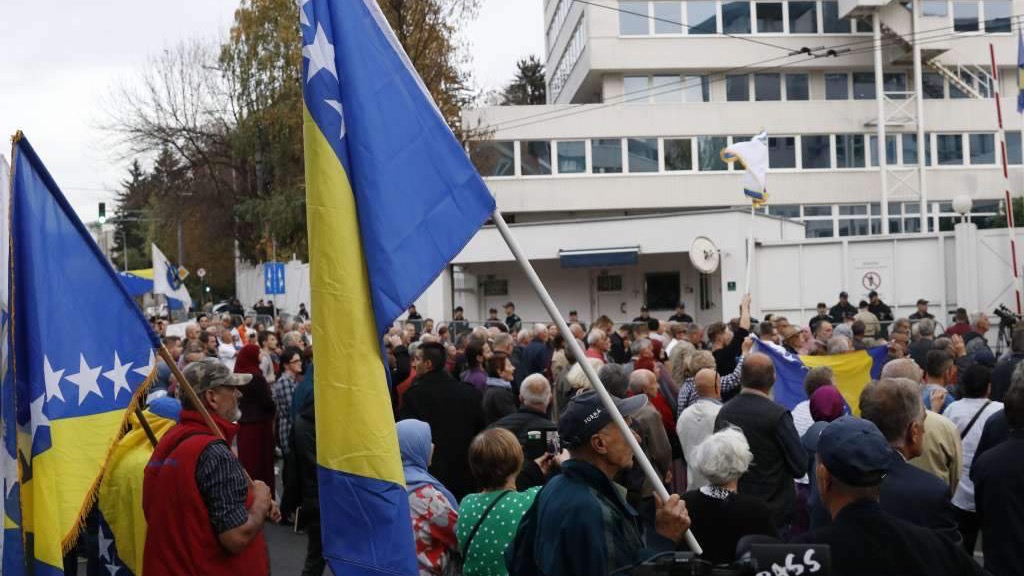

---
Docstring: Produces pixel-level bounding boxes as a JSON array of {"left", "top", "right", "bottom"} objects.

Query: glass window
[
  {"left": 698, "top": 136, "right": 728, "bottom": 171},
  {"left": 688, "top": 1, "right": 718, "bottom": 34},
  {"left": 839, "top": 219, "right": 871, "bottom": 237},
  {"left": 836, "top": 134, "right": 866, "bottom": 168},
  {"left": 755, "top": 73, "right": 782, "bottom": 101},
  {"left": 470, "top": 141, "right": 515, "bottom": 176},
  {"left": 853, "top": 72, "right": 875, "bottom": 99},
  {"left": 652, "top": 75, "right": 681, "bottom": 103},
  {"left": 839, "top": 204, "right": 868, "bottom": 215},
  {"left": 884, "top": 73, "right": 907, "bottom": 98},
  {"left": 937, "top": 134, "right": 964, "bottom": 165},
  {"left": 520, "top": 141, "right": 552, "bottom": 175},
  {"left": 664, "top": 138, "right": 693, "bottom": 171},
  {"left": 923, "top": 1, "right": 948, "bottom": 16},
  {"left": 755, "top": 2, "right": 784, "bottom": 33},
  {"left": 922, "top": 72, "right": 945, "bottom": 98},
  {"left": 620, "top": 1, "right": 650, "bottom": 35},
  {"left": 769, "top": 137, "right": 796, "bottom": 168},
  {"left": 985, "top": 1, "right": 1012, "bottom": 32},
  {"left": 856, "top": 17, "right": 872, "bottom": 32},
  {"left": 628, "top": 138, "right": 659, "bottom": 172},
  {"left": 653, "top": 1, "right": 683, "bottom": 34},
  {"left": 726, "top": 74, "right": 750, "bottom": 101},
  {"left": 789, "top": 2, "right": 818, "bottom": 33},
  {"left": 806, "top": 220, "right": 835, "bottom": 238},
  {"left": 822, "top": 2, "right": 849, "bottom": 33},
  {"left": 825, "top": 73, "right": 849, "bottom": 100},
  {"left": 869, "top": 135, "right": 898, "bottom": 166},
  {"left": 786, "top": 74, "right": 809, "bottom": 100},
  {"left": 953, "top": 2, "right": 979, "bottom": 32},
  {"left": 802, "top": 135, "right": 832, "bottom": 169},
  {"left": 771, "top": 205, "right": 801, "bottom": 218},
  {"left": 623, "top": 75, "right": 649, "bottom": 103},
  {"left": 722, "top": 1, "right": 752, "bottom": 33},
  {"left": 557, "top": 140, "right": 587, "bottom": 173},
  {"left": 804, "top": 205, "right": 833, "bottom": 216},
  {"left": 901, "top": 133, "right": 933, "bottom": 166},
  {"left": 1007, "top": 131, "right": 1023, "bottom": 165},
  {"left": 682, "top": 75, "right": 710, "bottom": 102},
  {"left": 969, "top": 133, "right": 996, "bottom": 164},
  {"left": 592, "top": 138, "right": 623, "bottom": 173}
]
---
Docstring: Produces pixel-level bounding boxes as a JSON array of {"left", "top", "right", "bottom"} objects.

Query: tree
[
  {"left": 500, "top": 56, "right": 546, "bottom": 105},
  {"left": 110, "top": 159, "right": 153, "bottom": 271}
]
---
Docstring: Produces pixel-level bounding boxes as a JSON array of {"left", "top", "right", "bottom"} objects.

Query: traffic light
[{"left": 98, "top": 202, "right": 106, "bottom": 225}]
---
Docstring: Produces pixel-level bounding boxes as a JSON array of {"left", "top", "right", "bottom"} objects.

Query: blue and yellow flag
[
  {"left": 755, "top": 339, "right": 888, "bottom": 415},
  {"left": 9, "top": 134, "right": 160, "bottom": 575},
  {"left": 1017, "top": 30, "right": 1024, "bottom": 114},
  {"left": 299, "top": 1, "right": 496, "bottom": 574}
]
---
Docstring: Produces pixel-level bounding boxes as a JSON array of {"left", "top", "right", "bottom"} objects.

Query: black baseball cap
[
  {"left": 558, "top": 391, "right": 647, "bottom": 448},
  {"left": 815, "top": 417, "right": 892, "bottom": 487}
]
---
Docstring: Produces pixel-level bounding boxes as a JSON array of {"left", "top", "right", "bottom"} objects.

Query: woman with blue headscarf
[{"left": 397, "top": 419, "right": 459, "bottom": 576}]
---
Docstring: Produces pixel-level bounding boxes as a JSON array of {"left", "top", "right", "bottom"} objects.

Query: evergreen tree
[{"left": 500, "top": 56, "right": 546, "bottom": 105}]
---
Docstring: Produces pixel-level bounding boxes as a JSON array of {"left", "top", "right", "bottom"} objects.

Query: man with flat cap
[
  {"left": 144, "top": 358, "right": 278, "bottom": 575},
  {"left": 795, "top": 416, "right": 986, "bottom": 576}
]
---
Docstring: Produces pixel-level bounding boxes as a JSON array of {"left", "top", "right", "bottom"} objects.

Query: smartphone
[
  {"left": 545, "top": 430, "right": 561, "bottom": 455},
  {"left": 525, "top": 430, "right": 545, "bottom": 459}
]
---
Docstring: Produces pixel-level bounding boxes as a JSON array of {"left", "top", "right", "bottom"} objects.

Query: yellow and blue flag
[
  {"left": 9, "top": 134, "right": 160, "bottom": 575},
  {"left": 755, "top": 339, "right": 888, "bottom": 415},
  {"left": 299, "top": 1, "right": 496, "bottom": 574},
  {"left": 1017, "top": 30, "right": 1024, "bottom": 113}
]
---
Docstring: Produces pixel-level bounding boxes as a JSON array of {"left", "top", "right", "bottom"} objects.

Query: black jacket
[
  {"left": 713, "top": 327, "right": 749, "bottom": 376},
  {"left": 397, "top": 368, "right": 486, "bottom": 500},
  {"left": 681, "top": 490, "right": 777, "bottom": 564},
  {"left": 829, "top": 302, "right": 857, "bottom": 323},
  {"left": 489, "top": 406, "right": 557, "bottom": 448},
  {"left": 879, "top": 452, "right": 961, "bottom": 544},
  {"left": 291, "top": 391, "right": 319, "bottom": 519},
  {"left": 972, "top": 429, "right": 1024, "bottom": 576},
  {"left": 990, "top": 355, "right": 1024, "bottom": 402},
  {"left": 521, "top": 339, "right": 552, "bottom": 378},
  {"left": 609, "top": 333, "right": 630, "bottom": 364},
  {"left": 482, "top": 384, "right": 517, "bottom": 425},
  {"left": 794, "top": 500, "right": 986, "bottom": 576},
  {"left": 975, "top": 409, "right": 1009, "bottom": 461}
]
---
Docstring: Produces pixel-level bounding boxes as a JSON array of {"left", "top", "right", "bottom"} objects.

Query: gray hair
[
  {"left": 628, "top": 369, "right": 655, "bottom": 395},
  {"left": 833, "top": 324, "right": 854, "bottom": 341},
  {"left": 971, "top": 312, "right": 988, "bottom": 329},
  {"left": 931, "top": 337, "right": 953, "bottom": 354},
  {"left": 688, "top": 350, "right": 716, "bottom": 375},
  {"left": 695, "top": 427, "right": 753, "bottom": 486},
  {"left": 282, "top": 331, "right": 303, "bottom": 348},
  {"left": 471, "top": 326, "right": 490, "bottom": 341},
  {"left": 587, "top": 328, "right": 607, "bottom": 347},
  {"left": 492, "top": 332, "right": 514, "bottom": 352},
  {"left": 859, "top": 378, "right": 924, "bottom": 446},
  {"left": 687, "top": 323, "right": 703, "bottom": 336},
  {"left": 879, "top": 358, "right": 923, "bottom": 383},
  {"left": 827, "top": 336, "right": 851, "bottom": 355},
  {"left": 567, "top": 358, "right": 604, "bottom": 390},
  {"left": 598, "top": 363, "right": 629, "bottom": 398},
  {"left": 630, "top": 338, "right": 652, "bottom": 357},
  {"left": 517, "top": 329, "right": 531, "bottom": 345},
  {"left": 533, "top": 323, "right": 548, "bottom": 338},
  {"left": 520, "top": 374, "right": 552, "bottom": 407},
  {"left": 917, "top": 318, "right": 935, "bottom": 338}
]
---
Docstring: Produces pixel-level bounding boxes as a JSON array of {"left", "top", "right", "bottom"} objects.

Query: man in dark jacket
[
  {"left": 829, "top": 291, "right": 857, "bottom": 324},
  {"left": 795, "top": 417, "right": 986, "bottom": 576},
  {"left": 990, "top": 327, "right": 1024, "bottom": 401},
  {"left": 609, "top": 324, "right": 633, "bottom": 364},
  {"left": 504, "top": 302, "right": 522, "bottom": 333},
  {"left": 908, "top": 318, "right": 936, "bottom": 370},
  {"left": 521, "top": 323, "right": 553, "bottom": 379},
  {"left": 715, "top": 352, "right": 804, "bottom": 531},
  {"left": 397, "top": 341, "right": 486, "bottom": 500},
  {"left": 292, "top": 381, "right": 325, "bottom": 576},
  {"left": 489, "top": 374, "right": 556, "bottom": 454},
  {"left": 709, "top": 293, "right": 751, "bottom": 376},
  {"left": 867, "top": 290, "right": 894, "bottom": 337}
]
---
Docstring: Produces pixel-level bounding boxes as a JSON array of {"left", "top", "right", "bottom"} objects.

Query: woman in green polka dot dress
[{"left": 456, "top": 428, "right": 556, "bottom": 576}]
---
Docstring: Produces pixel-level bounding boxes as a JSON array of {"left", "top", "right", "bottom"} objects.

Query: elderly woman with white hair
[{"left": 682, "top": 427, "right": 778, "bottom": 564}]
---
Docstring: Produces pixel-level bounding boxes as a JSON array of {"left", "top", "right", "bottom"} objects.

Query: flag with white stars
[
  {"left": 8, "top": 135, "right": 160, "bottom": 574},
  {"left": 299, "top": 0, "right": 495, "bottom": 574}
]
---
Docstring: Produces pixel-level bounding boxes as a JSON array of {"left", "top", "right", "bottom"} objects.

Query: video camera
[
  {"left": 994, "top": 304, "right": 1020, "bottom": 327},
  {"left": 617, "top": 545, "right": 830, "bottom": 576}
]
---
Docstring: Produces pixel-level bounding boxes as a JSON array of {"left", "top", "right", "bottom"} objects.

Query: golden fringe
[
  {"left": 10, "top": 130, "right": 22, "bottom": 144},
  {"left": 59, "top": 355, "right": 158, "bottom": 555}
]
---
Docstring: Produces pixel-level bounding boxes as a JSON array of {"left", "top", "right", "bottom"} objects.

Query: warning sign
[{"left": 862, "top": 271, "right": 881, "bottom": 291}]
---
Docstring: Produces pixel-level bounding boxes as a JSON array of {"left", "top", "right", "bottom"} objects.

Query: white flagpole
[
  {"left": 744, "top": 204, "right": 755, "bottom": 295},
  {"left": 490, "top": 208, "right": 702, "bottom": 555}
]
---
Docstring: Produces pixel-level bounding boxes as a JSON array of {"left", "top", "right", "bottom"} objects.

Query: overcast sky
[{"left": 0, "top": 0, "right": 544, "bottom": 221}]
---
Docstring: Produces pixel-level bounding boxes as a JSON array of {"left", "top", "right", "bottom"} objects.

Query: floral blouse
[{"left": 409, "top": 485, "right": 459, "bottom": 575}]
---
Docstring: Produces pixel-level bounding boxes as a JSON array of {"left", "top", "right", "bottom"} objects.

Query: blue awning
[{"left": 559, "top": 247, "right": 639, "bottom": 269}]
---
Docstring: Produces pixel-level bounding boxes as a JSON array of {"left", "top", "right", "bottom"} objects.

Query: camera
[
  {"left": 613, "top": 552, "right": 757, "bottom": 576},
  {"left": 994, "top": 305, "right": 1019, "bottom": 326}
]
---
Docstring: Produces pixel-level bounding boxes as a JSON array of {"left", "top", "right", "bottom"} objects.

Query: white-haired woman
[{"left": 682, "top": 427, "right": 777, "bottom": 564}]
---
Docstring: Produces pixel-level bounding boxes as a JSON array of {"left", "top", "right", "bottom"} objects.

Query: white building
[{"left": 422, "top": 0, "right": 1024, "bottom": 326}]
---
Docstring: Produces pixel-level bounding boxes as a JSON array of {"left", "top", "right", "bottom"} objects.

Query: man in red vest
[{"left": 143, "top": 358, "right": 278, "bottom": 575}]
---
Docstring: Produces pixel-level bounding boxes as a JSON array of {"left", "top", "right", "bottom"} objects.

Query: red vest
[{"left": 142, "top": 410, "right": 270, "bottom": 576}]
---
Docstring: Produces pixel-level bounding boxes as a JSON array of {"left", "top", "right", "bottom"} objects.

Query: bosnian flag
[
  {"left": 151, "top": 243, "right": 191, "bottom": 308},
  {"left": 722, "top": 131, "right": 769, "bottom": 206}
]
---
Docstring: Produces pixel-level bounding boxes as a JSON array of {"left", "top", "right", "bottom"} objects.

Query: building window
[
  {"left": 922, "top": 72, "right": 945, "bottom": 98},
  {"left": 923, "top": 0, "right": 948, "bottom": 16},
  {"left": 596, "top": 274, "right": 623, "bottom": 292},
  {"left": 769, "top": 136, "right": 796, "bottom": 168},
  {"left": 755, "top": 2, "right": 784, "bottom": 33},
  {"left": 645, "top": 272, "right": 680, "bottom": 310},
  {"left": 804, "top": 205, "right": 834, "bottom": 217},
  {"left": 805, "top": 220, "right": 835, "bottom": 238},
  {"left": 683, "top": 75, "right": 710, "bottom": 102},
  {"left": 901, "top": 133, "right": 932, "bottom": 166},
  {"left": 726, "top": 74, "right": 750, "bottom": 101},
  {"left": 470, "top": 141, "right": 515, "bottom": 176},
  {"left": 481, "top": 278, "right": 509, "bottom": 296},
  {"left": 520, "top": 141, "right": 552, "bottom": 175},
  {"left": 688, "top": 1, "right": 718, "bottom": 34},
  {"left": 869, "top": 135, "right": 898, "bottom": 166},
  {"left": 852, "top": 72, "right": 875, "bottom": 99},
  {"left": 822, "top": 1, "right": 849, "bottom": 32},
  {"left": 722, "top": 1, "right": 752, "bottom": 33},
  {"left": 883, "top": 72, "right": 907, "bottom": 97},
  {"left": 557, "top": 140, "right": 587, "bottom": 173},
  {"left": 653, "top": 1, "right": 683, "bottom": 34},
  {"left": 664, "top": 138, "right": 693, "bottom": 171},
  {"left": 985, "top": 1, "right": 1012, "bottom": 32},
  {"left": 1007, "top": 131, "right": 1023, "bottom": 165},
  {"left": 953, "top": 2, "right": 979, "bottom": 32},
  {"left": 592, "top": 139, "right": 623, "bottom": 173},
  {"left": 755, "top": 73, "right": 782, "bottom": 101},
  {"left": 825, "top": 73, "right": 849, "bottom": 100},
  {"left": 771, "top": 205, "right": 801, "bottom": 218},
  {"left": 628, "top": 138, "right": 659, "bottom": 172},
  {"left": 789, "top": 2, "right": 818, "bottom": 33},
  {"left": 836, "top": 134, "right": 866, "bottom": 168},
  {"left": 698, "top": 136, "right": 728, "bottom": 171},
  {"left": 969, "top": 133, "right": 996, "bottom": 164},
  {"left": 620, "top": 1, "right": 650, "bottom": 35},
  {"left": 838, "top": 219, "right": 871, "bottom": 237},
  {"left": 624, "top": 76, "right": 649, "bottom": 103},
  {"left": 936, "top": 134, "right": 964, "bottom": 165},
  {"left": 549, "top": 18, "right": 585, "bottom": 98},
  {"left": 786, "top": 74, "right": 809, "bottom": 100},
  {"left": 802, "top": 135, "right": 831, "bottom": 169},
  {"left": 652, "top": 75, "right": 682, "bottom": 103}
]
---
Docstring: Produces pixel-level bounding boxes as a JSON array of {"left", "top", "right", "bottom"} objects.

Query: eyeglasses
[{"left": 289, "top": 359, "right": 303, "bottom": 365}]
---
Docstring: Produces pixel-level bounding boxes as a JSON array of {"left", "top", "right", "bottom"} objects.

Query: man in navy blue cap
[
  {"left": 506, "top": 391, "right": 691, "bottom": 576},
  {"left": 796, "top": 416, "right": 986, "bottom": 575}
]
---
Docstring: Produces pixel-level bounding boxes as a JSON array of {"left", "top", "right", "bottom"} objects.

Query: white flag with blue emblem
[{"left": 151, "top": 243, "right": 191, "bottom": 307}]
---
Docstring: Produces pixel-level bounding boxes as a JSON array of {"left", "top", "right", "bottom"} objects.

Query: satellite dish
[{"left": 689, "top": 236, "right": 720, "bottom": 274}]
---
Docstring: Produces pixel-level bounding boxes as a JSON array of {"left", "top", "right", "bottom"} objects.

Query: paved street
[{"left": 266, "top": 521, "right": 316, "bottom": 574}]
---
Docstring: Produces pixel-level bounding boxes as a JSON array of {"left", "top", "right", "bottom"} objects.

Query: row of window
[
  {"left": 761, "top": 200, "right": 1002, "bottom": 237},
  {"left": 618, "top": 0, "right": 1012, "bottom": 36},
  {"left": 470, "top": 131, "right": 1022, "bottom": 177},
  {"left": 546, "top": 0, "right": 572, "bottom": 57},
  {"left": 550, "top": 18, "right": 586, "bottom": 99}
]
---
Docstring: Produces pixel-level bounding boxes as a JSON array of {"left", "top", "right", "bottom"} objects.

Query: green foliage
[{"left": 500, "top": 56, "right": 546, "bottom": 105}]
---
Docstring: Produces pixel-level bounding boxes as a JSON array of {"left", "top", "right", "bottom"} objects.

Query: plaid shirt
[
  {"left": 272, "top": 372, "right": 299, "bottom": 454},
  {"left": 677, "top": 355, "right": 745, "bottom": 412}
]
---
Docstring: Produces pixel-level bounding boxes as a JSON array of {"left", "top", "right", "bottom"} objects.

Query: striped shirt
[
  {"left": 676, "top": 355, "right": 745, "bottom": 412},
  {"left": 272, "top": 372, "right": 299, "bottom": 454},
  {"left": 196, "top": 441, "right": 250, "bottom": 534}
]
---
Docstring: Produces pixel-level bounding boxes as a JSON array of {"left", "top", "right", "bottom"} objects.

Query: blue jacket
[
  {"left": 505, "top": 459, "right": 674, "bottom": 576},
  {"left": 522, "top": 339, "right": 552, "bottom": 378}
]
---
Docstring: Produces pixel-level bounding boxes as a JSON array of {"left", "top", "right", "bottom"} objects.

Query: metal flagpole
[
  {"left": 490, "top": 209, "right": 702, "bottom": 555},
  {"left": 989, "top": 42, "right": 1023, "bottom": 314},
  {"left": 744, "top": 204, "right": 755, "bottom": 295}
]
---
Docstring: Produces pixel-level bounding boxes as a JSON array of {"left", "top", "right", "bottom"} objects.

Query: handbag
[
  {"left": 959, "top": 400, "right": 993, "bottom": 439},
  {"left": 444, "top": 490, "right": 512, "bottom": 576}
]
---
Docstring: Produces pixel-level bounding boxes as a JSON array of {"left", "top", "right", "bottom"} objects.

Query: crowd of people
[{"left": 135, "top": 291, "right": 1024, "bottom": 576}]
